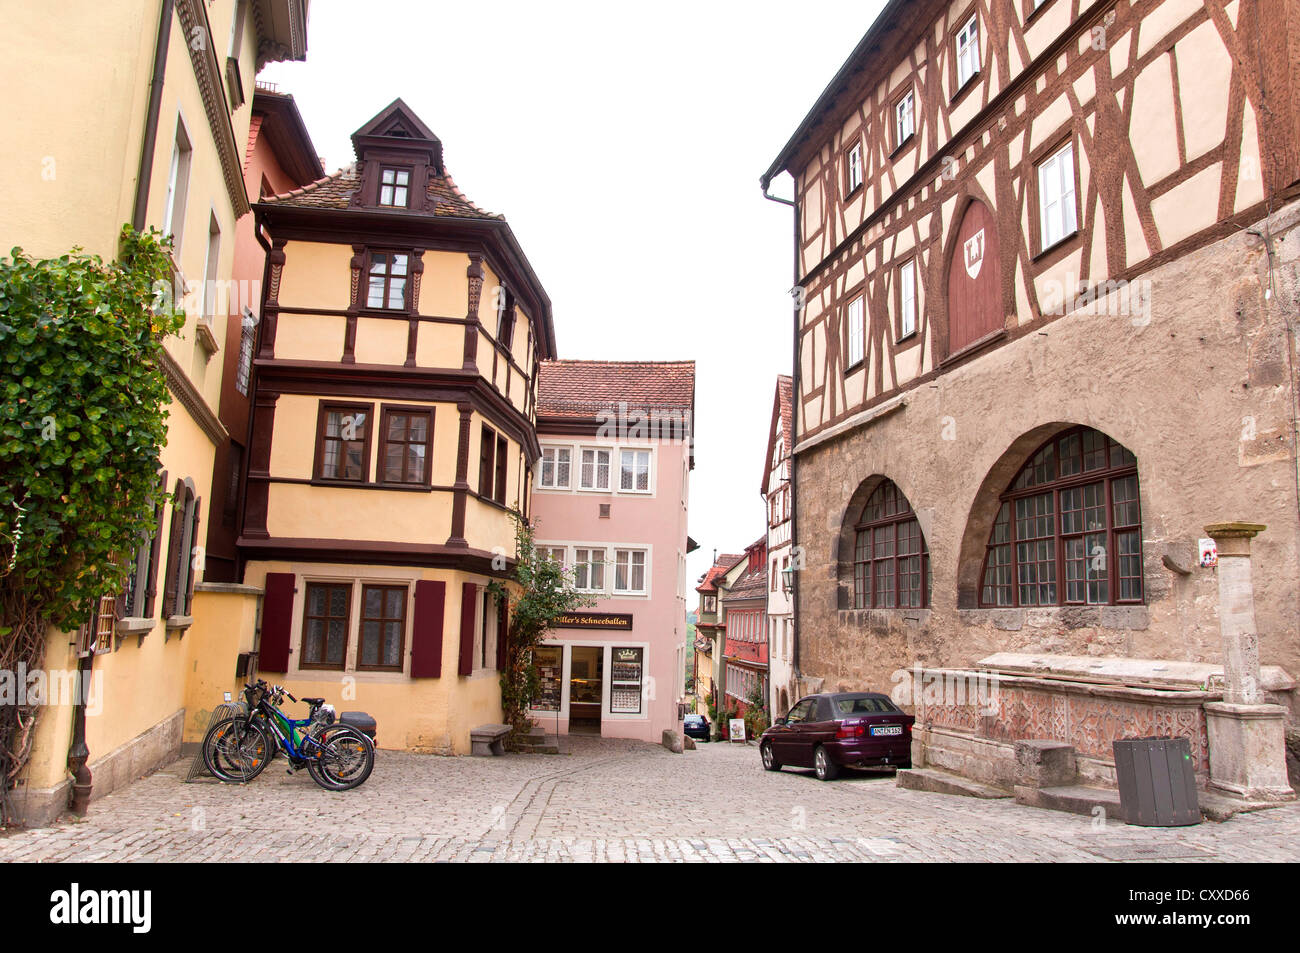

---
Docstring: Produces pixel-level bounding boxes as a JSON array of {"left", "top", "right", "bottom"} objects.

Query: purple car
[{"left": 760, "top": 692, "right": 914, "bottom": 780}]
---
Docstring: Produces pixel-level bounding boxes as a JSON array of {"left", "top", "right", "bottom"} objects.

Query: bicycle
[{"left": 202, "top": 680, "right": 375, "bottom": 791}]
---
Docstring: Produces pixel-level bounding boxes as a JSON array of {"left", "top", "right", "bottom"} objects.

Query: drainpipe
[
  {"left": 131, "top": 0, "right": 175, "bottom": 233},
  {"left": 762, "top": 177, "right": 802, "bottom": 697},
  {"left": 66, "top": 652, "right": 94, "bottom": 815}
]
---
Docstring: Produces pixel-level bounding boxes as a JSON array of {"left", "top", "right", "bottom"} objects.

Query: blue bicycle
[{"left": 202, "top": 680, "right": 374, "bottom": 790}]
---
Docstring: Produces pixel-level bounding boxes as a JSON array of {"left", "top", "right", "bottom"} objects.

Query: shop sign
[{"left": 552, "top": 612, "right": 634, "bottom": 630}]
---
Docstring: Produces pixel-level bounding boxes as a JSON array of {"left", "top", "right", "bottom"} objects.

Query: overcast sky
[{"left": 261, "top": 0, "right": 886, "bottom": 595}]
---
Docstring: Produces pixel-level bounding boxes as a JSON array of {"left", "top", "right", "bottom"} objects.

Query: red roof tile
[
  {"left": 696, "top": 554, "right": 744, "bottom": 594},
  {"left": 260, "top": 163, "right": 502, "bottom": 220},
  {"left": 537, "top": 360, "right": 695, "bottom": 419}
]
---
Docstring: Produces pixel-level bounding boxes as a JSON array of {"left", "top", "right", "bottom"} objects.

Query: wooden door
[{"left": 947, "top": 200, "right": 1003, "bottom": 354}]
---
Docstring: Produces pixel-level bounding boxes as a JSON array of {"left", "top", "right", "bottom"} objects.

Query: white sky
[{"left": 261, "top": 0, "right": 887, "bottom": 594}]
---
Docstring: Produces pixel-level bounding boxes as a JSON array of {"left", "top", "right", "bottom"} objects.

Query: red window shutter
[
  {"left": 410, "top": 580, "right": 446, "bottom": 678},
  {"left": 495, "top": 598, "right": 508, "bottom": 670},
  {"left": 143, "top": 470, "right": 167, "bottom": 617},
  {"left": 458, "top": 582, "right": 477, "bottom": 676},
  {"left": 259, "top": 572, "right": 296, "bottom": 673}
]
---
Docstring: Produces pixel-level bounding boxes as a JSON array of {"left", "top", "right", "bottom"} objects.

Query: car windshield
[{"left": 833, "top": 696, "right": 894, "bottom": 715}]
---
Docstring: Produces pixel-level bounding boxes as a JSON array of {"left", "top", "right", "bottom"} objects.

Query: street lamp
[{"left": 781, "top": 566, "right": 795, "bottom": 594}]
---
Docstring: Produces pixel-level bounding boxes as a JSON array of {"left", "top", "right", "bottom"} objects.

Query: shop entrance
[{"left": 569, "top": 645, "right": 603, "bottom": 734}]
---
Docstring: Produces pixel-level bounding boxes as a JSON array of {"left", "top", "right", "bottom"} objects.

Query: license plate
[{"left": 871, "top": 725, "right": 903, "bottom": 736}]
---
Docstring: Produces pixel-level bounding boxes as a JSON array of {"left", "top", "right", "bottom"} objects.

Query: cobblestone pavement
[{"left": 2, "top": 736, "right": 1298, "bottom": 862}]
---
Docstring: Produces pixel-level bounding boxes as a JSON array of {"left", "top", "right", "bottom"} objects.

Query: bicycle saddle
[{"left": 302, "top": 697, "right": 325, "bottom": 706}]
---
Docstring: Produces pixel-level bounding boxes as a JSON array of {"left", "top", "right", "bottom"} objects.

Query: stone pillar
[{"left": 1201, "top": 523, "right": 1294, "bottom": 802}]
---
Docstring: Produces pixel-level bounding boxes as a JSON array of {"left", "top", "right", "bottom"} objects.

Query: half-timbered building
[
  {"left": 762, "top": 376, "right": 796, "bottom": 715},
  {"left": 762, "top": 0, "right": 1300, "bottom": 716},
  {"left": 239, "top": 99, "right": 555, "bottom": 754}
]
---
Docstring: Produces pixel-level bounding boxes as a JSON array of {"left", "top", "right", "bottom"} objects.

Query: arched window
[
  {"left": 853, "top": 480, "right": 929, "bottom": 609},
  {"left": 980, "top": 426, "right": 1142, "bottom": 607}
]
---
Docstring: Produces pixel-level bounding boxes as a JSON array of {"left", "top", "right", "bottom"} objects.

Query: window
[
  {"left": 316, "top": 404, "right": 372, "bottom": 482},
  {"left": 380, "top": 408, "right": 431, "bottom": 485},
  {"left": 619, "top": 449, "right": 651, "bottom": 492},
  {"left": 614, "top": 549, "right": 647, "bottom": 594},
  {"left": 358, "top": 584, "right": 406, "bottom": 671},
  {"left": 702, "top": 594, "right": 716, "bottom": 614},
  {"left": 981, "top": 427, "right": 1142, "bottom": 607},
  {"left": 770, "top": 559, "right": 778, "bottom": 592},
  {"left": 162, "top": 480, "right": 200, "bottom": 619},
  {"left": 378, "top": 167, "right": 411, "bottom": 208},
  {"left": 956, "top": 14, "right": 980, "bottom": 88},
  {"left": 201, "top": 213, "right": 222, "bottom": 323},
  {"left": 899, "top": 259, "right": 917, "bottom": 338},
  {"left": 846, "top": 295, "right": 865, "bottom": 368},
  {"left": 574, "top": 548, "right": 606, "bottom": 591},
  {"left": 539, "top": 545, "right": 566, "bottom": 564},
  {"left": 1038, "top": 141, "right": 1078, "bottom": 251},
  {"left": 846, "top": 142, "right": 864, "bottom": 193},
  {"left": 162, "top": 117, "right": 192, "bottom": 254},
  {"left": 235, "top": 308, "right": 255, "bottom": 396},
  {"left": 610, "top": 647, "right": 644, "bottom": 713},
  {"left": 301, "top": 582, "right": 351, "bottom": 669},
  {"left": 895, "top": 89, "right": 915, "bottom": 147},
  {"left": 853, "top": 480, "right": 930, "bottom": 609},
  {"left": 498, "top": 292, "right": 516, "bottom": 350},
  {"left": 478, "top": 426, "right": 507, "bottom": 503},
  {"left": 579, "top": 448, "right": 611, "bottom": 490},
  {"left": 478, "top": 590, "right": 500, "bottom": 670},
  {"left": 539, "top": 446, "right": 571, "bottom": 489},
  {"left": 366, "top": 251, "right": 410, "bottom": 310}
]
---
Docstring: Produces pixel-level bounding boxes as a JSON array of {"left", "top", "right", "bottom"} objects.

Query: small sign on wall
[
  {"left": 1198, "top": 538, "right": 1218, "bottom": 569},
  {"left": 729, "top": 718, "right": 746, "bottom": 743}
]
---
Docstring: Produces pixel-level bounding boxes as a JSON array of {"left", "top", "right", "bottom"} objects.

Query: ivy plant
[{"left": 0, "top": 226, "right": 182, "bottom": 820}]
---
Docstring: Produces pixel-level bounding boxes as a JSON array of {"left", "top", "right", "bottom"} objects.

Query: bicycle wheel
[
  {"left": 306, "top": 725, "right": 375, "bottom": 791},
  {"left": 203, "top": 716, "right": 273, "bottom": 783}
]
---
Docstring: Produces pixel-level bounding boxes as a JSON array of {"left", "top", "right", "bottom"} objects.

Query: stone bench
[{"left": 470, "top": 723, "right": 511, "bottom": 757}]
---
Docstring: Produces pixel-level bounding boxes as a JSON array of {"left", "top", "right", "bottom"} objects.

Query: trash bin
[{"left": 1112, "top": 736, "right": 1200, "bottom": 826}]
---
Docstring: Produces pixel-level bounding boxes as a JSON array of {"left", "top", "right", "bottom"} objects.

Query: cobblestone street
[{"left": 3, "top": 737, "right": 1298, "bottom": 862}]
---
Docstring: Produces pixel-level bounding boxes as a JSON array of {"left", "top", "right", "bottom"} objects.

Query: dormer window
[{"left": 379, "top": 167, "right": 410, "bottom": 207}]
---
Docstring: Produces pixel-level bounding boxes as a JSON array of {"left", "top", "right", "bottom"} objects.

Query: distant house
[
  {"left": 721, "top": 539, "right": 768, "bottom": 720},
  {"left": 692, "top": 552, "right": 743, "bottom": 716},
  {"left": 762, "top": 376, "right": 794, "bottom": 715}
]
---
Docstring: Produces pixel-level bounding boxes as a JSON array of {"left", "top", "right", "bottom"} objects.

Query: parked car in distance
[
  {"left": 683, "top": 713, "right": 711, "bottom": 742},
  {"left": 759, "top": 692, "right": 914, "bottom": 780}
]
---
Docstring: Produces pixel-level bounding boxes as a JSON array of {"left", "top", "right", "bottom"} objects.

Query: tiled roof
[
  {"left": 722, "top": 562, "right": 768, "bottom": 602},
  {"left": 696, "top": 554, "right": 744, "bottom": 594},
  {"left": 261, "top": 163, "right": 502, "bottom": 220},
  {"left": 537, "top": 360, "right": 695, "bottom": 419}
]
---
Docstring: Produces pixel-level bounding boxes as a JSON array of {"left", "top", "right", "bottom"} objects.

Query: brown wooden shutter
[
  {"left": 495, "top": 598, "right": 508, "bottom": 671},
  {"left": 494, "top": 435, "right": 507, "bottom": 503},
  {"left": 409, "top": 580, "right": 446, "bottom": 678},
  {"left": 144, "top": 471, "right": 168, "bottom": 617},
  {"left": 182, "top": 498, "right": 201, "bottom": 615},
  {"left": 478, "top": 429, "right": 494, "bottom": 497},
  {"left": 259, "top": 572, "right": 296, "bottom": 673},
  {"left": 161, "top": 490, "right": 185, "bottom": 618},
  {"left": 458, "top": 582, "right": 477, "bottom": 676}
]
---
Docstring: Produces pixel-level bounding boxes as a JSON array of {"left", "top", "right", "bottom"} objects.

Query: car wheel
[
  {"left": 760, "top": 742, "right": 782, "bottom": 771},
  {"left": 814, "top": 746, "right": 840, "bottom": 781}
]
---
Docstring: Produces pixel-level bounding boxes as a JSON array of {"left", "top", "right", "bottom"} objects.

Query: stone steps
[
  {"left": 1015, "top": 783, "right": 1121, "bottom": 817},
  {"left": 896, "top": 767, "right": 1012, "bottom": 799},
  {"left": 513, "top": 728, "right": 560, "bottom": 755}
]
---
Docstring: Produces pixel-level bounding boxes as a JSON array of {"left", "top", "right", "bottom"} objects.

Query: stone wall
[{"left": 795, "top": 199, "right": 1300, "bottom": 704}]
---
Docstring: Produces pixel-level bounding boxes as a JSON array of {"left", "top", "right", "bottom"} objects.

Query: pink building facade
[{"left": 528, "top": 361, "right": 695, "bottom": 743}]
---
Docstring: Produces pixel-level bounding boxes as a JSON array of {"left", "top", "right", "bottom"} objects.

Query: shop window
[
  {"left": 534, "top": 645, "right": 562, "bottom": 711},
  {"left": 610, "top": 647, "right": 644, "bottom": 714},
  {"left": 981, "top": 427, "right": 1142, "bottom": 607}
]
